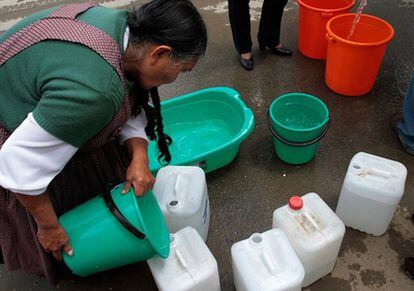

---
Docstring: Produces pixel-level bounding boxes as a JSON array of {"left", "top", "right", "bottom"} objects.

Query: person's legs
[
  {"left": 393, "top": 74, "right": 414, "bottom": 280},
  {"left": 228, "top": 0, "right": 252, "bottom": 54},
  {"left": 397, "top": 74, "right": 414, "bottom": 154},
  {"left": 258, "top": 0, "right": 288, "bottom": 47}
]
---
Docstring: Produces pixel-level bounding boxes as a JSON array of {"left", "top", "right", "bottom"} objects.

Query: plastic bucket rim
[
  {"left": 119, "top": 185, "right": 147, "bottom": 237},
  {"left": 297, "top": 0, "right": 355, "bottom": 13},
  {"left": 103, "top": 184, "right": 147, "bottom": 240},
  {"left": 326, "top": 13, "right": 395, "bottom": 47},
  {"left": 136, "top": 192, "right": 170, "bottom": 258},
  {"left": 115, "top": 185, "right": 169, "bottom": 258},
  {"left": 269, "top": 93, "right": 330, "bottom": 133}
]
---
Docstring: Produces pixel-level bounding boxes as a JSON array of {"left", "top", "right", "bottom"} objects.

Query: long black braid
[
  {"left": 132, "top": 85, "right": 172, "bottom": 164},
  {"left": 127, "top": 0, "right": 207, "bottom": 164}
]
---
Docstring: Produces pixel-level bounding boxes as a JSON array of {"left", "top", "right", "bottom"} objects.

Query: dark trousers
[
  {"left": 398, "top": 73, "right": 414, "bottom": 151},
  {"left": 228, "top": 0, "right": 288, "bottom": 54}
]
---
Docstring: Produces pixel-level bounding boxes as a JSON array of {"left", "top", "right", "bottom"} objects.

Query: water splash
[{"left": 347, "top": 0, "right": 368, "bottom": 40}]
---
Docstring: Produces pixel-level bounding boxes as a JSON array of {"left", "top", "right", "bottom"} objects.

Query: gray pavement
[{"left": 1, "top": 0, "right": 414, "bottom": 290}]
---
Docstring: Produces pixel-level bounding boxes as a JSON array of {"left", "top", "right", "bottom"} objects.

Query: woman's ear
[{"left": 148, "top": 45, "right": 173, "bottom": 64}]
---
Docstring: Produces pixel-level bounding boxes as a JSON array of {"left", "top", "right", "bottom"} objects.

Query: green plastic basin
[{"left": 149, "top": 87, "right": 255, "bottom": 173}]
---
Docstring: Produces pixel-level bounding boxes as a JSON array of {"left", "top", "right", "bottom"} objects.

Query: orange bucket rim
[
  {"left": 326, "top": 13, "right": 395, "bottom": 47},
  {"left": 297, "top": 0, "right": 355, "bottom": 13}
]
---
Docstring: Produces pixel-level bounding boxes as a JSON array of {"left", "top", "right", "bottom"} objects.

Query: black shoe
[
  {"left": 259, "top": 43, "right": 292, "bottom": 56},
  {"left": 239, "top": 55, "right": 254, "bottom": 71},
  {"left": 403, "top": 257, "right": 414, "bottom": 280}
]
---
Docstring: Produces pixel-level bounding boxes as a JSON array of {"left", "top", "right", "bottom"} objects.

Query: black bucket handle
[
  {"left": 267, "top": 111, "right": 330, "bottom": 147},
  {"left": 102, "top": 182, "right": 146, "bottom": 240}
]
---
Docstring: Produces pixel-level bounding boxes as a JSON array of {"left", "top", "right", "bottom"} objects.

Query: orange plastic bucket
[
  {"left": 298, "top": 0, "right": 354, "bottom": 60},
  {"left": 325, "top": 14, "right": 394, "bottom": 96}
]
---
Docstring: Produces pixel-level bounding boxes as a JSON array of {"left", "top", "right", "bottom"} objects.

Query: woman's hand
[
  {"left": 123, "top": 158, "right": 155, "bottom": 196},
  {"left": 123, "top": 137, "right": 154, "bottom": 196},
  {"left": 13, "top": 192, "right": 73, "bottom": 261},
  {"left": 37, "top": 222, "right": 73, "bottom": 261}
]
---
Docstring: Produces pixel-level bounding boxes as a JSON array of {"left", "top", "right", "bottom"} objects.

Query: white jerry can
[
  {"left": 147, "top": 227, "right": 221, "bottom": 291},
  {"left": 153, "top": 166, "right": 210, "bottom": 241},
  {"left": 272, "top": 193, "right": 345, "bottom": 287},
  {"left": 336, "top": 152, "right": 407, "bottom": 236},
  {"left": 231, "top": 229, "right": 305, "bottom": 291}
]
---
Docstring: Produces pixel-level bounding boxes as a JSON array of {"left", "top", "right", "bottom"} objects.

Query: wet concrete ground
[{"left": 1, "top": 0, "right": 414, "bottom": 290}]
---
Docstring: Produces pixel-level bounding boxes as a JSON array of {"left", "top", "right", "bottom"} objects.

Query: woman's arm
[
  {"left": 118, "top": 113, "right": 154, "bottom": 196},
  {"left": 0, "top": 114, "right": 77, "bottom": 260},
  {"left": 13, "top": 192, "right": 72, "bottom": 261},
  {"left": 125, "top": 136, "right": 149, "bottom": 160}
]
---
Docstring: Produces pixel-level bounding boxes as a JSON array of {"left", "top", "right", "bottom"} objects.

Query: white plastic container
[
  {"left": 336, "top": 152, "right": 407, "bottom": 236},
  {"left": 231, "top": 229, "right": 305, "bottom": 291},
  {"left": 147, "top": 227, "right": 220, "bottom": 291},
  {"left": 153, "top": 166, "right": 210, "bottom": 241},
  {"left": 272, "top": 193, "right": 345, "bottom": 287}
]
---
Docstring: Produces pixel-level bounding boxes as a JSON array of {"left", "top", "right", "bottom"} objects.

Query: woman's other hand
[
  {"left": 123, "top": 158, "right": 155, "bottom": 196},
  {"left": 37, "top": 222, "right": 73, "bottom": 261}
]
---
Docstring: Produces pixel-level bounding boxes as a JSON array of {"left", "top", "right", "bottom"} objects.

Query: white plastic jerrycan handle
[
  {"left": 249, "top": 234, "right": 281, "bottom": 277},
  {"left": 171, "top": 234, "right": 195, "bottom": 279},
  {"left": 261, "top": 251, "right": 281, "bottom": 277},
  {"left": 351, "top": 163, "right": 394, "bottom": 179},
  {"left": 174, "top": 174, "right": 181, "bottom": 194},
  {"left": 366, "top": 168, "right": 393, "bottom": 178},
  {"left": 302, "top": 212, "right": 327, "bottom": 239},
  {"left": 167, "top": 174, "right": 183, "bottom": 210}
]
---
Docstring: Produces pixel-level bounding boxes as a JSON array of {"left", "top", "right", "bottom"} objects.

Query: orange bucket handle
[{"left": 326, "top": 33, "right": 335, "bottom": 43}]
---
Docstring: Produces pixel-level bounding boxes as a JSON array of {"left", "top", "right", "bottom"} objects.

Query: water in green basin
[
  {"left": 277, "top": 103, "right": 323, "bottom": 130},
  {"left": 148, "top": 119, "right": 234, "bottom": 167}
]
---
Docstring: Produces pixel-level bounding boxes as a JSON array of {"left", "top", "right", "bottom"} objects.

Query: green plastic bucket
[
  {"left": 267, "top": 93, "right": 330, "bottom": 164},
  {"left": 59, "top": 183, "right": 170, "bottom": 276}
]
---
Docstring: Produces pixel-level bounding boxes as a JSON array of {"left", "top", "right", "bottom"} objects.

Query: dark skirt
[{"left": 0, "top": 141, "right": 132, "bottom": 284}]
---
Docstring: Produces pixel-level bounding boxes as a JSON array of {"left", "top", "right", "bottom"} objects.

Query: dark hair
[
  {"left": 133, "top": 86, "right": 172, "bottom": 163},
  {"left": 127, "top": 0, "right": 207, "bottom": 164}
]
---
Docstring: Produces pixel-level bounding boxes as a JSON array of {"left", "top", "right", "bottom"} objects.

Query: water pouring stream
[{"left": 347, "top": 0, "right": 368, "bottom": 40}]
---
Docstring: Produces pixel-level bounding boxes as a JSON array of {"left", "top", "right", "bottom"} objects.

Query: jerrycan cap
[{"left": 289, "top": 196, "right": 303, "bottom": 210}]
